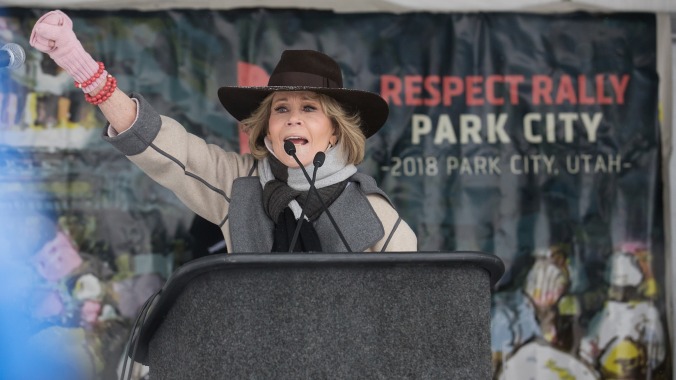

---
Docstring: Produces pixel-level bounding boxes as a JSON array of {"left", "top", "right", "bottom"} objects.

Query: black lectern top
[{"left": 131, "top": 251, "right": 504, "bottom": 366}]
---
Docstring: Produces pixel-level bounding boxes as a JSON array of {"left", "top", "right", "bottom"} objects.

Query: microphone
[
  {"left": 283, "top": 141, "right": 352, "bottom": 252},
  {"left": 288, "top": 151, "right": 324, "bottom": 252},
  {"left": 0, "top": 43, "right": 25, "bottom": 69},
  {"left": 284, "top": 140, "right": 296, "bottom": 156},
  {"left": 313, "top": 151, "right": 326, "bottom": 169}
]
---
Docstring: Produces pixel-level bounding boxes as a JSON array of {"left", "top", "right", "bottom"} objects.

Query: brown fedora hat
[{"left": 217, "top": 50, "right": 389, "bottom": 138}]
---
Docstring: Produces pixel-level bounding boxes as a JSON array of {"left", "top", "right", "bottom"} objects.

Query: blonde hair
[{"left": 241, "top": 91, "right": 366, "bottom": 165}]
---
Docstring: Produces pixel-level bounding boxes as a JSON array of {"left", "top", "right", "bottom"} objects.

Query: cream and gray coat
[{"left": 103, "top": 94, "right": 417, "bottom": 253}]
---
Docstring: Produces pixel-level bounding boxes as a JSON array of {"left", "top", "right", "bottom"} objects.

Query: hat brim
[{"left": 217, "top": 86, "right": 389, "bottom": 139}]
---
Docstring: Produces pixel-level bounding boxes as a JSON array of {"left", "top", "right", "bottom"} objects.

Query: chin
[{"left": 297, "top": 156, "right": 316, "bottom": 168}]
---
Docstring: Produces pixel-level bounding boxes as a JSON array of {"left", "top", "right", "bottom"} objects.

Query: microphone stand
[
  {"left": 284, "top": 141, "right": 353, "bottom": 252},
  {"left": 288, "top": 159, "right": 320, "bottom": 252}
]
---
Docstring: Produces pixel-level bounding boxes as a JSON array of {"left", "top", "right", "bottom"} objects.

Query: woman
[{"left": 30, "top": 10, "right": 417, "bottom": 253}]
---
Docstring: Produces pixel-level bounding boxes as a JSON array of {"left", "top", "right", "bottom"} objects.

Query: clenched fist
[{"left": 30, "top": 10, "right": 105, "bottom": 92}]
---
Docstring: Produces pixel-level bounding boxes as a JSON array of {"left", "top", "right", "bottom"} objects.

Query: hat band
[{"left": 268, "top": 71, "right": 341, "bottom": 88}]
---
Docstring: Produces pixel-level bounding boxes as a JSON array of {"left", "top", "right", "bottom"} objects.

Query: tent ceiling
[{"left": 1, "top": 0, "right": 674, "bottom": 12}]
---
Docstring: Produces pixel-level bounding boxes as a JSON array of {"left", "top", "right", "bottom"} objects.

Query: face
[
  {"left": 33, "top": 231, "right": 83, "bottom": 282},
  {"left": 267, "top": 91, "right": 337, "bottom": 168}
]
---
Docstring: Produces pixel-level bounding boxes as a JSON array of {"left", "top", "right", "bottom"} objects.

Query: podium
[{"left": 131, "top": 252, "right": 504, "bottom": 379}]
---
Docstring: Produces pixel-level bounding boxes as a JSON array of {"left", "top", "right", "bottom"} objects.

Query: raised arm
[{"left": 30, "top": 10, "right": 135, "bottom": 134}]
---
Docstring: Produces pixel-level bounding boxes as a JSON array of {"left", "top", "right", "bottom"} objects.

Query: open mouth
[{"left": 285, "top": 137, "right": 308, "bottom": 145}]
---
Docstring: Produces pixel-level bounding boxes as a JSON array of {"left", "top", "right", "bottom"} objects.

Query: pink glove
[{"left": 30, "top": 10, "right": 107, "bottom": 93}]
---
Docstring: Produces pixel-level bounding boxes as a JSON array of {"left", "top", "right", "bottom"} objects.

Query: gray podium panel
[{"left": 133, "top": 252, "right": 504, "bottom": 379}]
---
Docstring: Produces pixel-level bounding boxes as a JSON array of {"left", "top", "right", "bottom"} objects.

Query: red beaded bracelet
[
  {"left": 84, "top": 75, "right": 118, "bottom": 105},
  {"left": 74, "top": 61, "right": 105, "bottom": 89}
]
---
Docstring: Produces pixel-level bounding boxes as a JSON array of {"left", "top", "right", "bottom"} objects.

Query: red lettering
[
  {"left": 380, "top": 75, "right": 402, "bottom": 106},
  {"left": 555, "top": 75, "right": 577, "bottom": 104},
  {"left": 578, "top": 74, "right": 595, "bottom": 105},
  {"left": 504, "top": 75, "right": 524, "bottom": 105},
  {"left": 382, "top": 73, "right": 623, "bottom": 108},
  {"left": 405, "top": 75, "right": 423, "bottom": 106},
  {"left": 465, "top": 76, "right": 484, "bottom": 106},
  {"left": 442, "top": 76, "right": 463, "bottom": 106},
  {"left": 423, "top": 76, "right": 441, "bottom": 106},
  {"left": 609, "top": 74, "right": 630, "bottom": 104},
  {"left": 485, "top": 75, "right": 504, "bottom": 106},
  {"left": 596, "top": 74, "right": 613, "bottom": 105},
  {"left": 532, "top": 75, "right": 553, "bottom": 105}
]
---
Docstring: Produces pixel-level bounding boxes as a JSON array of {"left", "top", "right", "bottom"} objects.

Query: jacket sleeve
[
  {"left": 366, "top": 194, "right": 418, "bottom": 252},
  {"left": 102, "top": 93, "right": 255, "bottom": 227}
]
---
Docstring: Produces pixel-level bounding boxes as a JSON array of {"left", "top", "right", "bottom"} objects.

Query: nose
[
  {"left": 286, "top": 118, "right": 301, "bottom": 126},
  {"left": 286, "top": 109, "right": 302, "bottom": 126}
]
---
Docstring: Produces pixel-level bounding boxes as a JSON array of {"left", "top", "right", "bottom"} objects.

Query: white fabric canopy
[{"left": 1, "top": 0, "right": 674, "bottom": 12}]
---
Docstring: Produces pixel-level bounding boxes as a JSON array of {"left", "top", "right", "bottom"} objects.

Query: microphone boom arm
[
  {"left": 288, "top": 164, "right": 319, "bottom": 252},
  {"left": 284, "top": 142, "right": 353, "bottom": 252}
]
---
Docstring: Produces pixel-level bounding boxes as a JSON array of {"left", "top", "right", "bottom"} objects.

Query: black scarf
[{"left": 262, "top": 155, "right": 347, "bottom": 252}]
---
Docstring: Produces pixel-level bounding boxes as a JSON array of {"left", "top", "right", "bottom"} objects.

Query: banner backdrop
[{"left": 0, "top": 7, "right": 669, "bottom": 379}]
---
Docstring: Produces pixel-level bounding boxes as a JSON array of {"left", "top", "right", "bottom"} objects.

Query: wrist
[
  {"left": 74, "top": 62, "right": 106, "bottom": 93},
  {"left": 54, "top": 46, "right": 99, "bottom": 85},
  {"left": 84, "top": 74, "right": 118, "bottom": 105},
  {"left": 82, "top": 70, "right": 109, "bottom": 94}
]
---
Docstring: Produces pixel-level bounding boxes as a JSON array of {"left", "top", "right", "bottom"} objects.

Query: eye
[
  {"left": 273, "top": 105, "right": 288, "bottom": 113},
  {"left": 302, "top": 104, "right": 317, "bottom": 112}
]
